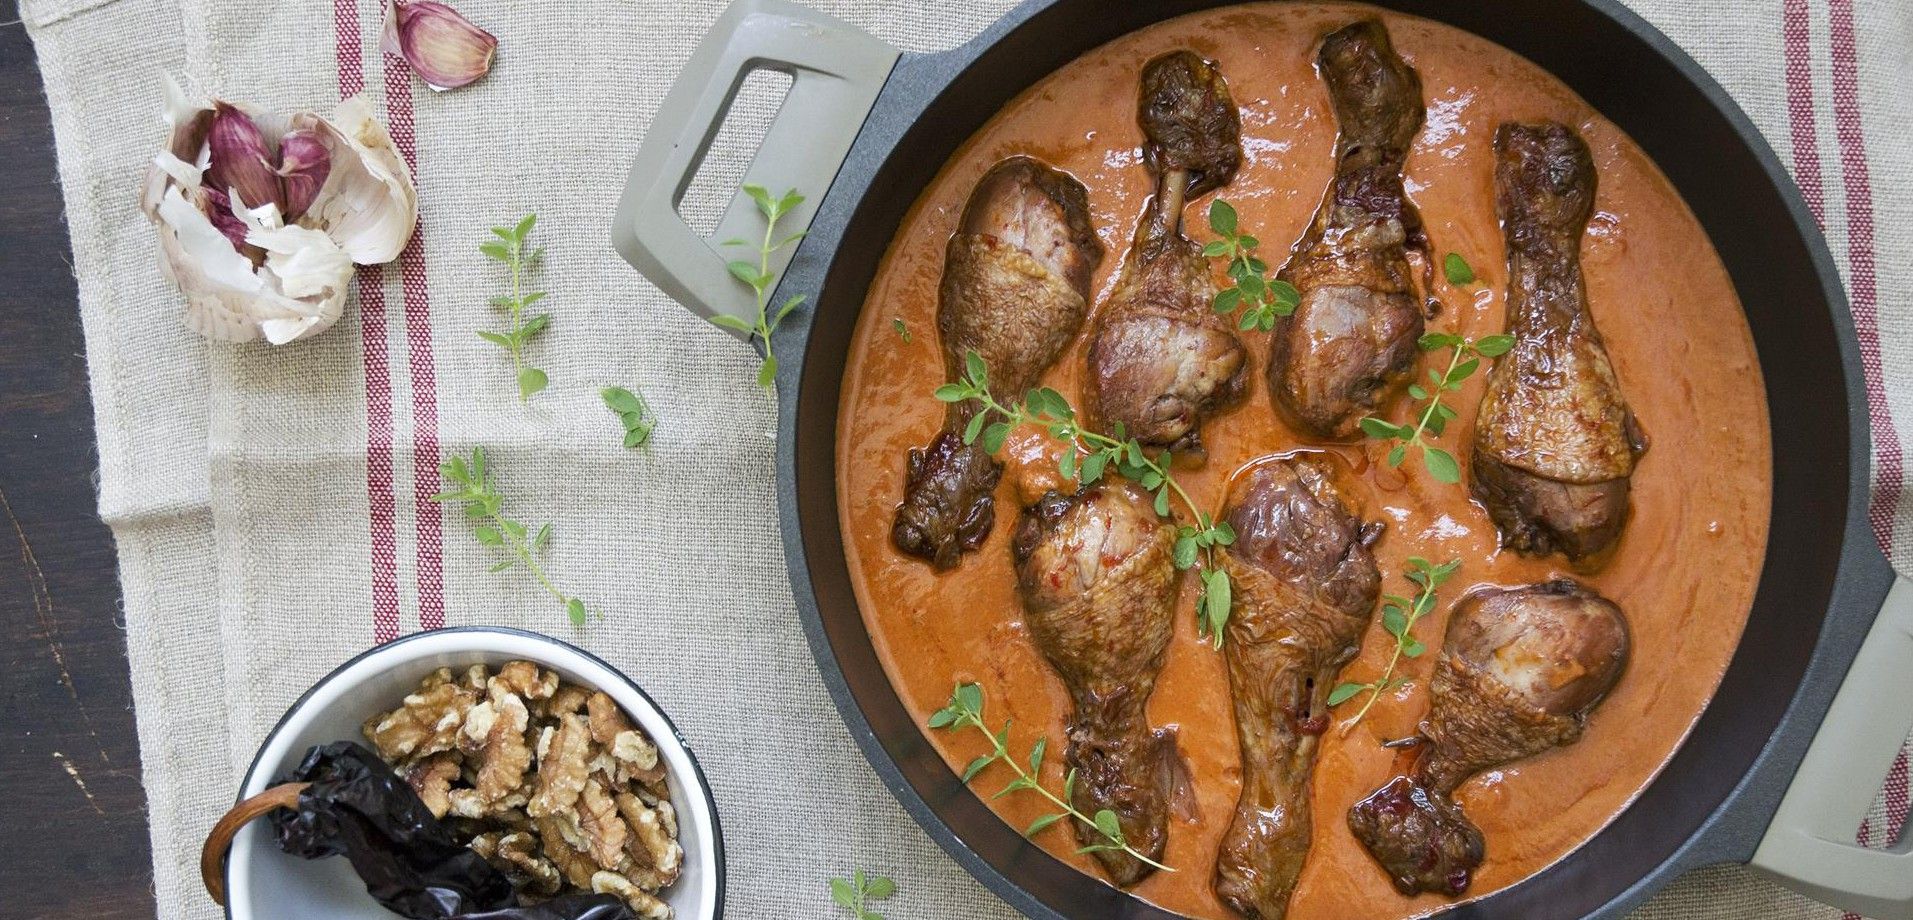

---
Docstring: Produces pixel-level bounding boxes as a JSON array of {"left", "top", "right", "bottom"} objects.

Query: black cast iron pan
[{"left": 612, "top": 1, "right": 1913, "bottom": 917}]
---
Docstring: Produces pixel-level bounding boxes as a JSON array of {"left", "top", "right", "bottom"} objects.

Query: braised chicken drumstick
[
  {"left": 1087, "top": 50, "right": 1248, "bottom": 454},
  {"left": 1472, "top": 122, "right": 1644, "bottom": 562},
  {"left": 1214, "top": 459, "right": 1382, "bottom": 919},
  {"left": 892, "top": 157, "right": 1104, "bottom": 568},
  {"left": 1348, "top": 580, "right": 1629, "bottom": 896},
  {"left": 1013, "top": 482, "right": 1183, "bottom": 885},
  {"left": 1267, "top": 19, "right": 1429, "bottom": 439}
]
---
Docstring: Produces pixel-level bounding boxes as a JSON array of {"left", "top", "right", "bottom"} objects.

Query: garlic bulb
[{"left": 140, "top": 78, "right": 418, "bottom": 344}]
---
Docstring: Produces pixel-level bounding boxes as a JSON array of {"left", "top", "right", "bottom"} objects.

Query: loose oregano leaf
[
  {"left": 601, "top": 386, "right": 656, "bottom": 448},
  {"left": 1443, "top": 252, "right": 1476, "bottom": 285}
]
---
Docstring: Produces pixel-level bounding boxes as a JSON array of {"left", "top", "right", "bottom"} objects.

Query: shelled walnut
[{"left": 365, "top": 662, "right": 682, "bottom": 917}]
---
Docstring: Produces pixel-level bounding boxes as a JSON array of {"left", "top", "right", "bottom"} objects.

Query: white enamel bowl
[{"left": 222, "top": 627, "right": 724, "bottom": 920}]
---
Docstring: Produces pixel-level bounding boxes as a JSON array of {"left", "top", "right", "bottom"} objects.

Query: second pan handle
[
  {"left": 610, "top": 0, "right": 897, "bottom": 337},
  {"left": 1752, "top": 575, "right": 1913, "bottom": 920}
]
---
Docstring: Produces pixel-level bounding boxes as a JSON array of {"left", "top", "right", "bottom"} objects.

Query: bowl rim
[{"left": 221, "top": 625, "right": 726, "bottom": 920}]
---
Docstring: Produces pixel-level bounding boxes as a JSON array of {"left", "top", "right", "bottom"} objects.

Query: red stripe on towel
[
  {"left": 1860, "top": 745, "right": 1911, "bottom": 847},
  {"left": 1827, "top": 0, "right": 1904, "bottom": 557},
  {"left": 1829, "top": 0, "right": 1912, "bottom": 851},
  {"left": 1781, "top": 0, "right": 1824, "bottom": 224},
  {"left": 380, "top": 52, "right": 447, "bottom": 631},
  {"left": 335, "top": 0, "right": 363, "bottom": 97},
  {"left": 362, "top": 268, "right": 403, "bottom": 644},
  {"left": 1885, "top": 745, "right": 1911, "bottom": 846},
  {"left": 339, "top": 0, "right": 402, "bottom": 643}
]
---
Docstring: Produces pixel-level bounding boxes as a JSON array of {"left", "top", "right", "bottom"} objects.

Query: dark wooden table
[{"left": 1, "top": 0, "right": 158, "bottom": 915}]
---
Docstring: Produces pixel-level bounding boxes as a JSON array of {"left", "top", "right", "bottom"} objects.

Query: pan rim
[{"left": 772, "top": 1, "right": 1886, "bottom": 918}]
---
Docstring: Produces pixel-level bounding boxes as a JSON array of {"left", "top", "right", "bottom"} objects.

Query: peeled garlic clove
[
  {"left": 276, "top": 129, "right": 332, "bottom": 221},
  {"left": 383, "top": 0, "right": 497, "bottom": 91},
  {"left": 206, "top": 102, "right": 285, "bottom": 214}
]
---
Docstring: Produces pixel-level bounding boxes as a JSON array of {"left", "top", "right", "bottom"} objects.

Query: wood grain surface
[{"left": 0, "top": 1, "right": 159, "bottom": 915}]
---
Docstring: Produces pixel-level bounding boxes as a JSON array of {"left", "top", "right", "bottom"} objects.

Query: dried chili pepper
[
  {"left": 248, "top": 741, "right": 636, "bottom": 920},
  {"left": 266, "top": 741, "right": 516, "bottom": 915}
]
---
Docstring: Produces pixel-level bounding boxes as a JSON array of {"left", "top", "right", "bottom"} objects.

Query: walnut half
[{"left": 363, "top": 661, "right": 683, "bottom": 917}]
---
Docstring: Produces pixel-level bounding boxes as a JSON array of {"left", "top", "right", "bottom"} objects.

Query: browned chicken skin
[
  {"left": 1013, "top": 482, "right": 1184, "bottom": 885},
  {"left": 1087, "top": 51, "right": 1249, "bottom": 453},
  {"left": 1267, "top": 19, "right": 1428, "bottom": 440},
  {"left": 1348, "top": 580, "right": 1629, "bottom": 896},
  {"left": 1214, "top": 459, "right": 1383, "bottom": 919},
  {"left": 1472, "top": 122, "right": 1644, "bottom": 561},
  {"left": 892, "top": 157, "right": 1104, "bottom": 568}
]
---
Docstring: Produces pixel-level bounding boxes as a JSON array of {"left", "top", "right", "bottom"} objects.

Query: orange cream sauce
[{"left": 834, "top": 4, "right": 1771, "bottom": 918}]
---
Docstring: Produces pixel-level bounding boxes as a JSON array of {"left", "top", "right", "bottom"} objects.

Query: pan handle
[
  {"left": 1752, "top": 575, "right": 1913, "bottom": 920},
  {"left": 609, "top": 0, "right": 898, "bottom": 337}
]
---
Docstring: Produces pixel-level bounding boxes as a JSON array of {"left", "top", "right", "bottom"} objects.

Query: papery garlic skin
[
  {"left": 383, "top": 0, "right": 498, "bottom": 91},
  {"left": 153, "top": 186, "right": 327, "bottom": 342},
  {"left": 295, "top": 99, "right": 417, "bottom": 265},
  {"left": 141, "top": 84, "right": 418, "bottom": 345},
  {"left": 251, "top": 224, "right": 352, "bottom": 344}
]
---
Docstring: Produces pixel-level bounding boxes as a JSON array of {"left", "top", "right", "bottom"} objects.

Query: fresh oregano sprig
[
  {"left": 1329, "top": 557, "right": 1461, "bottom": 733},
  {"left": 433, "top": 447, "right": 592, "bottom": 626},
  {"left": 928, "top": 682, "right": 1173, "bottom": 872},
  {"left": 828, "top": 870, "right": 896, "bottom": 920},
  {"left": 600, "top": 386, "right": 656, "bottom": 449},
  {"left": 478, "top": 214, "right": 550, "bottom": 400},
  {"left": 1359, "top": 332, "right": 1514, "bottom": 483},
  {"left": 713, "top": 185, "right": 808, "bottom": 388},
  {"left": 934, "top": 352, "right": 1238, "bottom": 645},
  {"left": 1203, "top": 199, "right": 1300, "bottom": 332}
]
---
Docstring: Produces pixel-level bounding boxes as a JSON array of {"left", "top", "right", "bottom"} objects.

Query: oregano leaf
[
  {"left": 1443, "top": 251, "right": 1476, "bottom": 285},
  {"left": 1327, "top": 682, "right": 1367, "bottom": 706}
]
